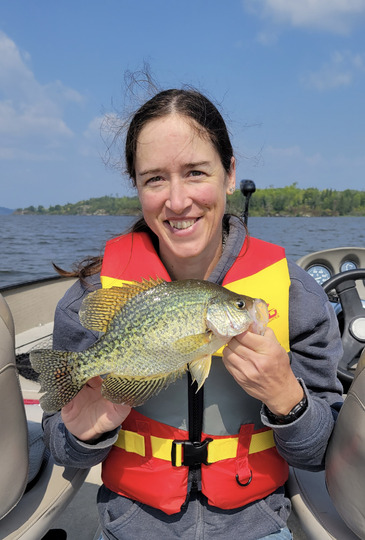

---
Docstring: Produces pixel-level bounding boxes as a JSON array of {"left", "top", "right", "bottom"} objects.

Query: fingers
[
  {"left": 227, "top": 326, "right": 279, "bottom": 355},
  {"left": 222, "top": 325, "right": 293, "bottom": 401},
  {"left": 85, "top": 376, "right": 103, "bottom": 388}
]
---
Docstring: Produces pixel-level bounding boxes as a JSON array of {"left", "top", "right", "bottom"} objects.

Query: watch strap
[{"left": 265, "top": 381, "right": 308, "bottom": 425}]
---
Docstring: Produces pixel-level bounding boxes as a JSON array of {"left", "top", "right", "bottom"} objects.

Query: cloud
[
  {"left": 238, "top": 135, "right": 365, "bottom": 191},
  {"left": 78, "top": 116, "right": 105, "bottom": 156},
  {"left": 263, "top": 142, "right": 365, "bottom": 172},
  {"left": 256, "top": 30, "right": 279, "bottom": 45},
  {"left": 302, "top": 51, "right": 365, "bottom": 90},
  {"left": 0, "top": 100, "right": 73, "bottom": 138},
  {"left": 243, "top": 0, "right": 365, "bottom": 34},
  {"left": 266, "top": 145, "right": 302, "bottom": 158},
  {"left": 0, "top": 146, "right": 62, "bottom": 161},
  {"left": 264, "top": 145, "right": 326, "bottom": 169},
  {"left": 83, "top": 116, "right": 104, "bottom": 140},
  {"left": 0, "top": 31, "right": 84, "bottom": 159}
]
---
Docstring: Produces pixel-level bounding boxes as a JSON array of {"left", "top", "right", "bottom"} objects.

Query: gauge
[
  {"left": 340, "top": 260, "right": 357, "bottom": 272},
  {"left": 307, "top": 265, "right": 331, "bottom": 286}
]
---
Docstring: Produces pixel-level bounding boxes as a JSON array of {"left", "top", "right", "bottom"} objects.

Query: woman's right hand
[{"left": 61, "top": 376, "right": 131, "bottom": 442}]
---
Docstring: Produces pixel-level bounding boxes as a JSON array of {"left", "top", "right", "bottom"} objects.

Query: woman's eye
[
  {"left": 146, "top": 176, "right": 163, "bottom": 184},
  {"left": 190, "top": 170, "right": 204, "bottom": 177}
]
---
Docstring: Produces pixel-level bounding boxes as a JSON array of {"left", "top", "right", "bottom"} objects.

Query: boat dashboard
[
  {"left": 296, "top": 246, "right": 365, "bottom": 297},
  {"left": 297, "top": 246, "right": 365, "bottom": 387}
]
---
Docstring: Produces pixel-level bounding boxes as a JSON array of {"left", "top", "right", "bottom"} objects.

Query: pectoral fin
[
  {"left": 189, "top": 354, "right": 212, "bottom": 391},
  {"left": 174, "top": 331, "right": 212, "bottom": 354}
]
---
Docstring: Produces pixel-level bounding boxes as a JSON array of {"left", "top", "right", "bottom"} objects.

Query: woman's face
[{"left": 135, "top": 115, "right": 236, "bottom": 278}]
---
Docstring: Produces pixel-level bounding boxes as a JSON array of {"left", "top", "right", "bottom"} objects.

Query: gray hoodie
[{"left": 43, "top": 216, "right": 343, "bottom": 540}]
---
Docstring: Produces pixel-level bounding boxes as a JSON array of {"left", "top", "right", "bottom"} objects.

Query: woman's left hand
[{"left": 222, "top": 327, "right": 304, "bottom": 416}]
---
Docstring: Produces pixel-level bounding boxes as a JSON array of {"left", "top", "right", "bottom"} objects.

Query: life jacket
[{"left": 100, "top": 231, "right": 290, "bottom": 515}]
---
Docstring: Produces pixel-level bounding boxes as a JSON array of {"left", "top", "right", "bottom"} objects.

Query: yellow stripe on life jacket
[{"left": 114, "top": 428, "right": 275, "bottom": 465}]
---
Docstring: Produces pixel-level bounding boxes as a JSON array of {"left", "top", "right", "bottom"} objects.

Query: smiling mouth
[{"left": 168, "top": 219, "right": 198, "bottom": 230}]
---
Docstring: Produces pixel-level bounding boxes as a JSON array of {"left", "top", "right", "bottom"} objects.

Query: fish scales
[
  {"left": 30, "top": 278, "right": 269, "bottom": 412},
  {"left": 90, "top": 281, "right": 213, "bottom": 377}
]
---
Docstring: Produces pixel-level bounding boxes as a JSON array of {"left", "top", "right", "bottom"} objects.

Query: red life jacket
[{"left": 100, "top": 232, "right": 290, "bottom": 515}]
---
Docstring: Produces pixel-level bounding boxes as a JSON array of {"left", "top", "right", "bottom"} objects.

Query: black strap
[
  {"left": 188, "top": 371, "right": 204, "bottom": 441},
  {"left": 187, "top": 371, "right": 204, "bottom": 490}
]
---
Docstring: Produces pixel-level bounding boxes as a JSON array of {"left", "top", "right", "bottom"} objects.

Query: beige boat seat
[
  {"left": 287, "top": 348, "right": 365, "bottom": 540},
  {"left": 0, "top": 293, "right": 89, "bottom": 539},
  {"left": 325, "top": 349, "right": 365, "bottom": 539}
]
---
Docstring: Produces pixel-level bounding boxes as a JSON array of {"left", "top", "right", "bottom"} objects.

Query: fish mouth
[
  {"left": 248, "top": 299, "right": 269, "bottom": 336},
  {"left": 167, "top": 218, "right": 200, "bottom": 230}
]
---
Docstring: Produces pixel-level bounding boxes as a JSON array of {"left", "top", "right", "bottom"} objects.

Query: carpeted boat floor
[{"left": 16, "top": 353, "right": 39, "bottom": 381}]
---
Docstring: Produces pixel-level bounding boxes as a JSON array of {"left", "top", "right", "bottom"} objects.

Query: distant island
[
  {"left": 11, "top": 184, "right": 365, "bottom": 217},
  {"left": 0, "top": 206, "right": 14, "bottom": 215}
]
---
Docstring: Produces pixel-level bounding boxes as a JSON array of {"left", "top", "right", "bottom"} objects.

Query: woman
[{"left": 44, "top": 89, "right": 343, "bottom": 540}]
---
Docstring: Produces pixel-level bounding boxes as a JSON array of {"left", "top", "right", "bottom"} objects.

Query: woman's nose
[{"left": 165, "top": 180, "right": 192, "bottom": 214}]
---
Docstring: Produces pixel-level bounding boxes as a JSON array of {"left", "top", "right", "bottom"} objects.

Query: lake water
[{"left": 0, "top": 214, "right": 364, "bottom": 288}]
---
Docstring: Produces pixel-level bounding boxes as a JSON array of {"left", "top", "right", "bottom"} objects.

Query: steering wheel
[{"left": 323, "top": 269, "right": 365, "bottom": 384}]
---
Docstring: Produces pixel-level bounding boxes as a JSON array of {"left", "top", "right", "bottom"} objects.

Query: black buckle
[{"left": 171, "top": 438, "right": 213, "bottom": 467}]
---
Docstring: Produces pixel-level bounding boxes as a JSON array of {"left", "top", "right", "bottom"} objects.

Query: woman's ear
[{"left": 226, "top": 156, "right": 236, "bottom": 194}]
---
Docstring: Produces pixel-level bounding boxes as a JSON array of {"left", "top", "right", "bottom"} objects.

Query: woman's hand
[
  {"left": 223, "top": 327, "right": 304, "bottom": 416},
  {"left": 61, "top": 376, "right": 131, "bottom": 442}
]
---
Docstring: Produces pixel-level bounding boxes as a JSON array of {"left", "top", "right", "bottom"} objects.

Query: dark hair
[{"left": 125, "top": 89, "right": 234, "bottom": 184}]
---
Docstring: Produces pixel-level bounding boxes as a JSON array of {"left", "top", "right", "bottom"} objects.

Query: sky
[{"left": 1, "top": 0, "right": 365, "bottom": 209}]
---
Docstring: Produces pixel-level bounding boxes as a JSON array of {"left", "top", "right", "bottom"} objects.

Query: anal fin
[{"left": 101, "top": 369, "right": 186, "bottom": 407}]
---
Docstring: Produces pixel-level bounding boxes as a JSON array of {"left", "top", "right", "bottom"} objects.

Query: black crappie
[{"left": 30, "top": 278, "right": 269, "bottom": 412}]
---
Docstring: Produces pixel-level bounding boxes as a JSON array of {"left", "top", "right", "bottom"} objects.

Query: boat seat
[
  {"left": 0, "top": 294, "right": 29, "bottom": 520},
  {"left": 287, "top": 348, "right": 365, "bottom": 540},
  {"left": 325, "top": 348, "right": 365, "bottom": 539},
  {"left": 0, "top": 293, "right": 90, "bottom": 539}
]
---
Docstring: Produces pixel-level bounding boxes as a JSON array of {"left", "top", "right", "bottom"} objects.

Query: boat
[{"left": 0, "top": 186, "right": 364, "bottom": 539}]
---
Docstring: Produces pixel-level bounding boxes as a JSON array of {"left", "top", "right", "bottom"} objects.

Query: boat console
[{"left": 297, "top": 246, "right": 365, "bottom": 388}]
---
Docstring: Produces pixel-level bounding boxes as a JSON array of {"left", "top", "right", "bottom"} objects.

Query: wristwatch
[{"left": 264, "top": 383, "right": 308, "bottom": 425}]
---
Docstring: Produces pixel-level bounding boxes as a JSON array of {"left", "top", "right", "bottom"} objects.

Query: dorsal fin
[{"left": 79, "top": 277, "right": 165, "bottom": 332}]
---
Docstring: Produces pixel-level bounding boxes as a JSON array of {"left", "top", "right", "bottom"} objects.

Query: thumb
[{"left": 85, "top": 376, "right": 103, "bottom": 388}]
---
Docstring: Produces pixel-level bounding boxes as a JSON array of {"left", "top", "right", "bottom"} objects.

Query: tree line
[
  {"left": 15, "top": 184, "right": 365, "bottom": 217},
  {"left": 228, "top": 184, "right": 365, "bottom": 216},
  {"left": 16, "top": 195, "right": 141, "bottom": 216}
]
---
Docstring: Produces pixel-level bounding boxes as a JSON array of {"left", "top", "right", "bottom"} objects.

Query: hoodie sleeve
[
  {"left": 52, "top": 274, "right": 101, "bottom": 352},
  {"left": 262, "top": 260, "right": 343, "bottom": 471}
]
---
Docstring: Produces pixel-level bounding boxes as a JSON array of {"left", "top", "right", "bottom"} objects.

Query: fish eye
[{"left": 236, "top": 299, "right": 245, "bottom": 309}]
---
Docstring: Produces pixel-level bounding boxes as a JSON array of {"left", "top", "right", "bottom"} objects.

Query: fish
[{"left": 30, "top": 278, "right": 269, "bottom": 413}]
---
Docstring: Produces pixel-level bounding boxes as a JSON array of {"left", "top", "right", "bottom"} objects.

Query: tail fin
[{"left": 30, "top": 349, "right": 81, "bottom": 413}]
